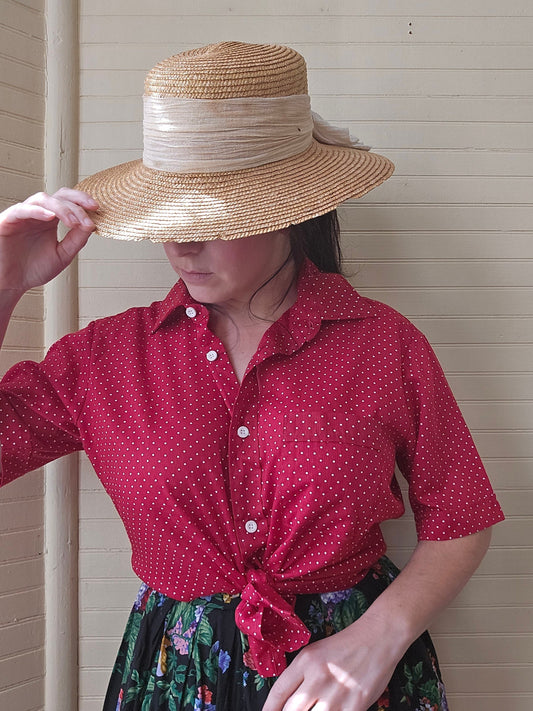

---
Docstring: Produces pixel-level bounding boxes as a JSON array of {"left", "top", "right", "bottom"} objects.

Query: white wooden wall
[
  {"left": 0, "top": 1, "right": 530, "bottom": 709},
  {"left": 0, "top": 1, "right": 46, "bottom": 709}
]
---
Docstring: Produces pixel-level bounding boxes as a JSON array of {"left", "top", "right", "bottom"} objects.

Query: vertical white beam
[{"left": 44, "top": 1, "right": 79, "bottom": 710}]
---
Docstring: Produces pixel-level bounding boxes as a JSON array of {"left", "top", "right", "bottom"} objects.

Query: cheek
[
  {"left": 227, "top": 235, "right": 284, "bottom": 271},
  {"left": 163, "top": 244, "right": 179, "bottom": 270}
]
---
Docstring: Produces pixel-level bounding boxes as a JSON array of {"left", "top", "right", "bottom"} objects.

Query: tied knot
[{"left": 234, "top": 568, "right": 311, "bottom": 677}]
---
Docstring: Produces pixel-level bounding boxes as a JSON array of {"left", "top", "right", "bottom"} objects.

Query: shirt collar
[
  {"left": 150, "top": 278, "right": 195, "bottom": 333},
  {"left": 253, "top": 259, "right": 379, "bottom": 358},
  {"left": 290, "top": 258, "right": 380, "bottom": 323},
  {"left": 150, "top": 258, "right": 379, "bottom": 334}
]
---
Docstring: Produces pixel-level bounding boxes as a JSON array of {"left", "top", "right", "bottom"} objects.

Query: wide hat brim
[{"left": 76, "top": 139, "right": 394, "bottom": 243}]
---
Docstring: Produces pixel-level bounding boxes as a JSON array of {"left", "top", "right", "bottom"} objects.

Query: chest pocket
[{"left": 283, "top": 411, "right": 390, "bottom": 452}]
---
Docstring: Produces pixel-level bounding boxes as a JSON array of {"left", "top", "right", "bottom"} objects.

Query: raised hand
[{"left": 0, "top": 187, "right": 98, "bottom": 298}]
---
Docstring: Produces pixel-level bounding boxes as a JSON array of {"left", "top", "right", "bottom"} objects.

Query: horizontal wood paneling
[
  {"left": 80, "top": 1, "right": 533, "bottom": 17},
  {"left": 0, "top": 679, "right": 44, "bottom": 711},
  {"left": 0, "top": 2, "right": 45, "bottom": 709},
  {"left": 79, "top": 15, "right": 533, "bottom": 45}
]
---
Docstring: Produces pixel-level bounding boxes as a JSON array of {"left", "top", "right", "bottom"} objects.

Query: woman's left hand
[
  {"left": 263, "top": 531, "right": 494, "bottom": 710},
  {"left": 262, "top": 612, "right": 403, "bottom": 711}
]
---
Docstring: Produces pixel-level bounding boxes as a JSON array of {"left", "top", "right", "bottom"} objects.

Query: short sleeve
[
  {"left": 0, "top": 322, "right": 95, "bottom": 486},
  {"left": 396, "top": 324, "right": 504, "bottom": 540}
]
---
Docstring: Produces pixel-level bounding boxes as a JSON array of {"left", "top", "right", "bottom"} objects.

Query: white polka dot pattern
[{"left": 0, "top": 259, "right": 504, "bottom": 676}]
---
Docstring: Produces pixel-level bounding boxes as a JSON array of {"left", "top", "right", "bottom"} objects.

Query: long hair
[
  {"left": 290, "top": 210, "right": 342, "bottom": 274},
  {"left": 246, "top": 209, "right": 343, "bottom": 317}
]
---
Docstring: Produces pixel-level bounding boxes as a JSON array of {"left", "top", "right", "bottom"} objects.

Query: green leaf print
[
  {"left": 195, "top": 614, "right": 214, "bottom": 647},
  {"left": 254, "top": 673, "right": 266, "bottom": 692},
  {"left": 418, "top": 679, "right": 441, "bottom": 705},
  {"left": 123, "top": 611, "right": 142, "bottom": 680},
  {"left": 140, "top": 676, "right": 155, "bottom": 711},
  {"left": 401, "top": 661, "right": 425, "bottom": 703},
  {"left": 332, "top": 590, "right": 368, "bottom": 630},
  {"left": 155, "top": 677, "right": 189, "bottom": 710},
  {"left": 125, "top": 669, "right": 148, "bottom": 705},
  {"left": 203, "top": 646, "right": 219, "bottom": 685},
  {"left": 190, "top": 643, "right": 204, "bottom": 681}
]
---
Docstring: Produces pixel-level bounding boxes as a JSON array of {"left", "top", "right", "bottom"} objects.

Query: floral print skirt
[{"left": 103, "top": 557, "right": 448, "bottom": 711}]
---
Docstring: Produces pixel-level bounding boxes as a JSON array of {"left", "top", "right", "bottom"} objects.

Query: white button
[
  {"left": 245, "top": 520, "right": 258, "bottom": 533},
  {"left": 206, "top": 350, "right": 218, "bottom": 362},
  {"left": 185, "top": 306, "right": 197, "bottom": 318},
  {"left": 237, "top": 426, "right": 250, "bottom": 438}
]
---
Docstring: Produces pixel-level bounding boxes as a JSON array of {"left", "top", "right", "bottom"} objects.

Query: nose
[{"left": 168, "top": 240, "right": 204, "bottom": 255}]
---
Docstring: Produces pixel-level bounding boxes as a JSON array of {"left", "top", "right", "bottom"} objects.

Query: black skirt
[{"left": 103, "top": 557, "right": 449, "bottom": 711}]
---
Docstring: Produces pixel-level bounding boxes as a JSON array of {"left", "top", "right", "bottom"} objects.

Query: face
[{"left": 163, "top": 230, "right": 293, "bottom": 309}]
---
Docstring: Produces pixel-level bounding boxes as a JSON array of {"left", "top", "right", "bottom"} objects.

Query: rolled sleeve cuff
[{"left": 413, "top": 493, "right": 505, "bottom": 541}]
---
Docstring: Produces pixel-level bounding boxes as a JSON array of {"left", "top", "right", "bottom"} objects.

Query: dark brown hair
[
  {"left": 246, "top": 209, "right": 343, "bottom": 316},
  {"left": 290, "top": 209, "right": 342, "bottom": 274}
]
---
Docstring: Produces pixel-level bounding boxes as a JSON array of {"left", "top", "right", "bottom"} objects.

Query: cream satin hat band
[{"left": 142, "top": 95, "right": 370, "bottom": 173}]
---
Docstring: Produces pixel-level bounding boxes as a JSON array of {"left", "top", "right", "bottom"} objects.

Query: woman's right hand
[{"left": 0, "top": 187, "right": 98, "bottom": 300}]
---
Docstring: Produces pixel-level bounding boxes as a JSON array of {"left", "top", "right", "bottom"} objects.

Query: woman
[{"left": 0, "top": 43, "right": 503, "bottom": 711}]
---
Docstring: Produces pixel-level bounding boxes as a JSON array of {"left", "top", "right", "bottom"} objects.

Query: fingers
[
  {"left": 263, "top": 651, "right": 368, "bottom": 711},
  {"left": 263, "top": 665, "right": 305, "bottom": 711},
  {"left": 52, "top": 186, "right": 99, "bottom": 211},
  {"left": 24, "top": 190, "right": 97, "bottom": 231},
  {"left": 1, "top": 202, "right": 57, "bottom": 226}
]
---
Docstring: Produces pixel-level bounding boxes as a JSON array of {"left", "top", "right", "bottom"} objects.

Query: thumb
[{"left": 57, "top": 224, "right": 93, "bottom": 267}]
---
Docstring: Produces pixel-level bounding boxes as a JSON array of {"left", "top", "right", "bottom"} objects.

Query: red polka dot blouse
[{"left": 0, "top": 259, "right": 504, "bottom": 676}]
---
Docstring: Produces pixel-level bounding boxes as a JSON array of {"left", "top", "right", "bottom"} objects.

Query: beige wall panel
[
  {"left": 0, "top": 25, "right": 43, "bottom": 66},
  {"left": 340, "top": 204, "right": 533, "bottom": 232},
  {"left": 343, "top": 234, "right": 532, "bottom": 260},
  {"left": 2, "top": 0, "right": 44, "bottom": 39},
  {"left": 80, "top": 0, "right": 532, "bottom": 15},
  {"left": 79, "top": 551, "right": 133, "bottom": 580},
  {"left": 78, "top": 1, "right": 532, "bottom": 707},
  {"left": 80, "top": 609, "right": 133, "bottom": 638},
  {"left": 79, "top": 14, "right": 533, "bottom": 44},
  {"left": 386, "top": 150, "right": 532, "bottom": 176},
  {"left": 0, "top": 56, "right": 44, "bottom": 97},
  {"left": 434, "top": 606, "right": 533, "bottom": 635},
  {"left": 0, "top": 84, "right": 45, "bottom": 124},
  {"left": 447, "top": 374, "right": 533, "bottom": 401},
  {"left": 0, "top": 497, "right": 43, "bottom": 532},
  {"left": 0, "top": 141, "right": 42, "bottom": 177},
  {"left": 0, "top": 680, "right": 44, "bottom": 711},
  {"left": 79, "top": 519, "right": 132, "bottom": 552},
  {"left": 79, "top": 287, "right": 174, "bottom": 320},
  {"left": 0, "top": 559, "right": 43, "bottom": 595},
  {"left": 0, "top": 588, "right": 43, "bottom": 627},
  {"left": 434, "top": 345, "right": 532, "bottom": 373},
  {"left": 0, "top": 1, "right": 45, "bottom": 709}
]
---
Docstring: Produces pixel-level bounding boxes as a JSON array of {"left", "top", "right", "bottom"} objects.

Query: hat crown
[{"left": 144, "top": 41, "right": 308, "bottom": 99}]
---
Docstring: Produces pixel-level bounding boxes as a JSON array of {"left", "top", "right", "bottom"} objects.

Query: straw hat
[{"left": 76, "top": 42, "right": 394, "bottom": 242}]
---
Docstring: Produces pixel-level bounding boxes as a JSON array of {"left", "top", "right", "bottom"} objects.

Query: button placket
[{"left": 228, "top": 380, "right": 266, "bottom": 556}]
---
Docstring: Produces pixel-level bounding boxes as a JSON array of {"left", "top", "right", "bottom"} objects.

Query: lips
[{"left": 180, "top": 269, "right": 213, "bottom": 283}]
